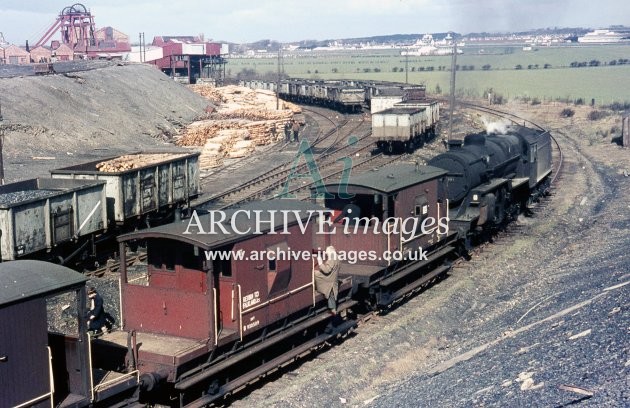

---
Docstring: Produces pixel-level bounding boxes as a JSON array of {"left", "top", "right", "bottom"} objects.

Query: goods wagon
[
  {"left": 51, "top": 152, "right": 200, "bottom": 225},
  {"left": 0, "top": 178, "right": 106, "bottom": 261},
  {"left": 371, "top": 107, "right": 431, "bottom": 152}
]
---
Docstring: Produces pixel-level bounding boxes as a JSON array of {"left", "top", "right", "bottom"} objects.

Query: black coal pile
[
  {"left": 0, "top": 189, "right": 58, "bottom": 206},
  {"left": 47, "top": 273, "right": 123, "bottom": 335}
]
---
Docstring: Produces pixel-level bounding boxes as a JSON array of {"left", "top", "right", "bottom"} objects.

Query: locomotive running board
[{"left": 183, "top": 320, "right": 357, "bottom": 408}]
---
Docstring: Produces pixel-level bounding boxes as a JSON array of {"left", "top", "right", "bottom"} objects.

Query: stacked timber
[
  {"left": 215, "top": 108, "right": 293, "bottom": 121},
  {"left": 176, "top": 119, "right": 248, "bottom": 146},
  {"left": 227, "top": 140, "right": 255, "bottom": 158},
  {"left": 243, "top": 120, "right": 284, "bottom": 145},
  {"left": 177, "top": 119, "right": 284, "bottom": 147},
  {"left": 199, "top": 140, "right": 224, "bottom": 169},
  {"left": 96, "top": 153, "right": 184, "bottom": 172},
  {"left": 198, "top": 129, "right": 254, "bottom": 167},
  {"left": 188, "top": 84, "right": 225, "bottom": 104},
  {"left": 183, "top": 84, "right": 301, "bottom": 169}
]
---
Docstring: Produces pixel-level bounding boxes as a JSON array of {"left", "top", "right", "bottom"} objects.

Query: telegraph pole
[
  {"left": 0, "top": 97, "right": 5, "bottom": 185},
  {"left": 276, "top": 46, "right": 282, "bottom": 110},
  {"left": 405, "top": 49, "right": 409, "bottom": 84},
  {"left": 448, "top": 33, "right": 458, "bottom": 142}
]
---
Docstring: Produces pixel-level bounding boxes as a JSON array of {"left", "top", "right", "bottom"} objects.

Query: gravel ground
[{"left": 226, "top": 103, "right": 630, "bottom": 407}]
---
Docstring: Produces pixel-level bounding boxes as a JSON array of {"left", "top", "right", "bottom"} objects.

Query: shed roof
[
  {"left": 0, "top": 260, "right": 87, "bottom": 306},
  {"left": 118, "top": 199, "right": 324, "bottom": 249},
  {"left": 53, "top": 43, "right": 74, "bottom": 55},
  {"left": 320, "top": 163, "right": 447, "bottom": 194},
  {"left": 1, "top": 44, "right": 30, "bottom": 56}
]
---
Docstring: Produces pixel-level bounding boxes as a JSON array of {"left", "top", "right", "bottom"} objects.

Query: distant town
[
  {"left": 0, "top": 4, "right": 628, "bottom": 89},
  {"left": 1, "top": 5, "right": 629, "bottom": 67}
]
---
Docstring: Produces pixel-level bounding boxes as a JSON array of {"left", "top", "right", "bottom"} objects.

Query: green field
[{"left": 227, "top": 45, "right": 630, "bottom": 104}]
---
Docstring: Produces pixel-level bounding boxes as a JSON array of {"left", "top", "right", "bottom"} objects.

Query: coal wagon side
[
  {"left": 50, "top": 151, "right": 200, "bottom": 226},
  {"left": 0, "top": 178, "right": 107, "bottom": 261},
  {"left": 326, "top": 85, "right": 365, "bottom": 112},
  {"left": 372, "top": 107, "right": 429, "bottom": 152},
  {"left": 33, "top": 63, "right": 56, "bottom": 75}
]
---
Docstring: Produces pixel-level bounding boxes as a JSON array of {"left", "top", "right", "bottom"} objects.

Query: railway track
[
  {"left": 79, "top": 100, "right": 564, "bottom": 406},
  {"left": 85, "top": 251, "right": 147, "bottom": 278},
  {"left": 202, "top": 101, "right": 564, "bottom": 407},
  {"left": 196, "top": 109, "right": 373, "bottom": 210}
]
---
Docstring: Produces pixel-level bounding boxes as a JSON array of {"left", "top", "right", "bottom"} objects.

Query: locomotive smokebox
[{"left": 429, "top": 134, "right": 490, "bottom": 204}]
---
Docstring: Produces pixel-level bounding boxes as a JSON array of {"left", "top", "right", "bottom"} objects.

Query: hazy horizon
[{"left": 0, "top": 1, "right": 628, "bottom": 45}]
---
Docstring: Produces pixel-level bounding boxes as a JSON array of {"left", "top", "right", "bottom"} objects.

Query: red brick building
[
  {"left": 29, "top": 46, "right": 52, "bottom": 63},
  {"left": 0, "top": 44, "right": 30, "bottom": 64},
  {"left": 52, "top": 43, "right": 74, "bottom": 61}
]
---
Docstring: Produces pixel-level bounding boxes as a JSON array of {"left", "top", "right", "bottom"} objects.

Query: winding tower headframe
[{"left": 34, "top": 3, "right": 96, "bottom": 50}]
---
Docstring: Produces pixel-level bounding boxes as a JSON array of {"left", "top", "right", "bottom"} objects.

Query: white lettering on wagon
[
  {"left": 242, "top": 291, "right": 261, "bottom": 309},
  {"left": 244, "top": 315, "right": 260, "bottom": 332}
]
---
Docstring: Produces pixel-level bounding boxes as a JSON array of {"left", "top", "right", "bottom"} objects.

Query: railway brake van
[
  {"left": 317, "top": 163, "right": 457, "bottom": 306},
  {"left": 97, "top": 200, "right": 356, "bottom": 406}
]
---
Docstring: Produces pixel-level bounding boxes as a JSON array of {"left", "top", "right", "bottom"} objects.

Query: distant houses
[
  {"left": 0, "top": 44, "right": 30, "bottom": 64},
  {"left": 0, "top": 24, "right": 126, "bottom": 65},
  {"left": 0, "top": 42, "right": 76, "bottom": 65}
]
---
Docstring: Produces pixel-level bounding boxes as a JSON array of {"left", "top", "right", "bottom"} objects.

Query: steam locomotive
[{"left": 1, "top": 125, "right": 552, "bottom": 407}]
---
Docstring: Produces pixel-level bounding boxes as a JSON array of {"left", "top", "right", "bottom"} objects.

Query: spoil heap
[{"left": 178, "top": 85, "right": 301, "bottom": 169}]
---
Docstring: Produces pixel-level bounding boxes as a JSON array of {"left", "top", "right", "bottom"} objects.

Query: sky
[{"left": 0, "top": 0, "right": 628, "bottom": 45}]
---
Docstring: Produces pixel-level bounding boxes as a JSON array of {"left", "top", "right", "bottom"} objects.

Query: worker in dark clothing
[
  {"left": 284, "top": 121, "right": 292, "bottom": 142},
  {"left": 292, "top": 119, "right": 300, "bottom": 142},
  {"left": 87, "top": 287, "right": 111, "bottom": 334}
]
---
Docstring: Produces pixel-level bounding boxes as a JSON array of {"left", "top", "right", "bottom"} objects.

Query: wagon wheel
[{"left": 406, "top": 141, "right": 415, "bottom": 153}]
